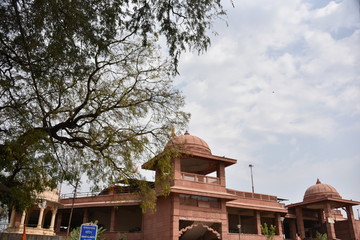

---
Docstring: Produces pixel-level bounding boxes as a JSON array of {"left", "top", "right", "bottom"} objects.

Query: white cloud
[{"left": 175, "top": 0, "right": 360, "bottom": 203}]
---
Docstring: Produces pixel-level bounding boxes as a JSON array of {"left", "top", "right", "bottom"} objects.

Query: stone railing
[
  {"left": 227, "top": 189, "right": 278, "bottom": 201},
  {"left": 181, "top": 172, "right": 220, "bottom": 185},
  {"left": 60, "top": 192, "right": 98, "bottom": 199}
]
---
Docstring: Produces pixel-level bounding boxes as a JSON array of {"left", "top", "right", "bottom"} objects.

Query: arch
[
  {"left": 179, "top": 223, "right": 221, "bottom": 239},
  {"left": 27, "top": 209, "right": 40, "bottom": 227}
]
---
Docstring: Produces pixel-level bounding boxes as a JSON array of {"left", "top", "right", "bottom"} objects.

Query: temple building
[
  {"left": 285, "top": 179, "right": 360, "bottom": 240},
  {"left": 2, "top": 132, "right": 359, "bottom": 240}
]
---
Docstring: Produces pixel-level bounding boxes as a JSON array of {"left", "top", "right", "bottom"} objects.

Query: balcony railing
[
  {"left": 60, "top": 186, "right": 140, "bottom": 199},
  {"left": 226, "top": 189, "right": 278, "bottom": 201},
  {"left": 181, "top": 172, "right": 220, "bottom": 185},
  {"left": 60, "top": 192, "right": 99, "bottom": 199}
]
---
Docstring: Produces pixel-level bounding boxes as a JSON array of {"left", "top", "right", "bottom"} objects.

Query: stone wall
[
  {"left": 0, "top": 233, "right": 65, "bottom": 240},
  {"left": 142, "top": 196, "right": 172, "bottom": 240},
  {"left": 227, "top": 233, "right": 285, "bottom": 240}
]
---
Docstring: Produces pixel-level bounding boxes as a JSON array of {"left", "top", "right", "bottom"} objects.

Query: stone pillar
[
  {"left": 324, "top": 202, "right": 336, "bottom": 240},
  {"left": 221, "top": 200, "right": 228, "bottom": 239},
  {"left": 217, "top": 163, "right": 226, "bottom": 186},
  {"left": 295, "top": 207, "right": 305, "bottom": 239},
  {"left": 319, "top": 209, "right": 326, "bottom": 223},
  {"left": 49, "top": 207, "right": 58, "bottom": 231},
  {"left": 173, "top": 158, "right": 181, "bottom": 180},
  {"left": 83, "top": 208, "right": 89, "bottom": 223},
  {"left": 171, "top": 194, "right": 180, "bottom": 240},
  {"left": 19, "top": 211, "right": 26, "bottom": 229},
  {"left": 255, "top": 210, "right": 262, "bottom": 234},
  {"left": 110, "top": 207, "right": 116, "bottom": 232},
  {"left": 275, "top": 213, "right": 283, "bottom": 236},
  {"left": 8, "top": 208, "right": 16, "bottom": 228},
  {"left": 55, "top": 211, "right": 62, "bottom": 233},
  {"left": 289, "top": 219, "right": 297, "bottom": 240},
  {"left": 346, "top": 206, "right": 356, "bottom": 240},
  {"left": 37, "top": 207, "right": 46, "bottom": 228}
]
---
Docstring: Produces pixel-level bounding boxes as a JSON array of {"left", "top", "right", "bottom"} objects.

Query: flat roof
[
  {"left": 143, "top": 150, "right": 237, "bottom": 171},
  {"left": 286, "top": 197, "right": 360, "bottom": 209}
]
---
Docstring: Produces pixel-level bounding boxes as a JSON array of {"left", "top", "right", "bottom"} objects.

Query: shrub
[
  {"left": 316, "top": 231, "right": 327, "bottom": 240},
  {"left": 261, "top": 223, "right": 276, "bottom": 240}
]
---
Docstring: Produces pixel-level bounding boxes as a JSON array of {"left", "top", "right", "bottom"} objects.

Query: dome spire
[{"left": 316, "top": 178, "right": 321, "bottom": 184}]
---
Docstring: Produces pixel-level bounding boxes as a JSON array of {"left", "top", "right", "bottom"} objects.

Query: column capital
[{"left": 38, "top": 200, "right": 47, "bottom": 209}]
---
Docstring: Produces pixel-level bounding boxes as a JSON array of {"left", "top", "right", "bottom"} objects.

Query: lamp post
[
  {"left": 249, "top": 164, "right": 254, "bottom": 193},
  {"left": 237, "top": 224, "right": 241, "bottom": 240}
]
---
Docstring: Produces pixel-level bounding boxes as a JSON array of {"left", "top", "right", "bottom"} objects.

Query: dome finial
[
  {"left": 316, "top": 178, "right": 321, "bottom": 184},
  {"left": 184, "top": 130, "right": 190, "bottom": 135}
]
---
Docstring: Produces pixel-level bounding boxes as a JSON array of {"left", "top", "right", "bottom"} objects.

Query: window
[{"left": 179, "top": 194, "right": 220, "bottom": 209}]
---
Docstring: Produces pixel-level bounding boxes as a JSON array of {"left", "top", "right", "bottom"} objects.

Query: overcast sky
[{"left": 174, "top": 0, "right": 360, "bottom": 216}]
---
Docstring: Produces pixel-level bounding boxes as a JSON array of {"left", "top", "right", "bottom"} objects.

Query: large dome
[
  {"left": 166, "top": 131, "right": 211, "bottom": 155},
  {"left": 303, "top": 179, "right": 341, "bottom": 202}
]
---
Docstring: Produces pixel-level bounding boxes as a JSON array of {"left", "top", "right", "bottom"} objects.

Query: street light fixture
[{"left": 249, "top": 164, "right": 254, "bottom": 193}]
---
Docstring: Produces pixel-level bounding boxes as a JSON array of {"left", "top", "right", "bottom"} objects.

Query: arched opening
[
  {"left": 179, "top": 223, "right": 221, "bottom": 240},
  {"left": 27, "top": 209, "right": 39, "bottom": 228},
  {"left": 43, "top": 209, "right": 52, "bottom": 229}
]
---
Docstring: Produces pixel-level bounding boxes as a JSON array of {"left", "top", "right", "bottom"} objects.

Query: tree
[
  {"left": 0, "top": 0, "right": 226, "bottom": 211},
  {"left": 260, "top": 223, "right": 276, "bottom": 240}
]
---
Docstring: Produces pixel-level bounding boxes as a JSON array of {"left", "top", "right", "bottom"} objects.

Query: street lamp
[
  {"left": 237, "top": 224, "right": 241, "bottom": 240},
  {"left": 249, "top": 164, "right": 254, "bottom": 193}
]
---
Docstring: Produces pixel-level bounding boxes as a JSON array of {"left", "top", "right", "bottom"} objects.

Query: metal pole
[
  {"left": 66, "top": 179, "right": 79, "bottom": 238},
  {"left": 249, "top": 164, "right": 254, "bottom": 193}
]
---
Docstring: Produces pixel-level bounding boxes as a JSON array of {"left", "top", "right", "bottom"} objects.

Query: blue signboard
[{"left": 79, "top": 224, "right": 98, "bottom": 240}]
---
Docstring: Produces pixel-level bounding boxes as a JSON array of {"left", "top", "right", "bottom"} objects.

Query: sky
[{"left": 173, "top": 0, "right": 360, "bottom": 216}]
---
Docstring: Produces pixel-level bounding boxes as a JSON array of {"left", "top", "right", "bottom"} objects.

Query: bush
[
  {"left": 316, "top": 231, "right": 327, "bottom": 240},
  {"left": 260, "top": 223, "right": 276, "bottom": 240}
]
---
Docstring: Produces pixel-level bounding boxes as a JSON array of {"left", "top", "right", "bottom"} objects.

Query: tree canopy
[{"left": 0, "top": 0, "right": 226, "bottom": 211}]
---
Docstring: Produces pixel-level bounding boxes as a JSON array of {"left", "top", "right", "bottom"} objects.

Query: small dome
[
  {"left": 303, "top": 179, "right": 341, "bottom": 202},
  {"left": 166, "top": 131, "right": 211, "bottom": 155}
]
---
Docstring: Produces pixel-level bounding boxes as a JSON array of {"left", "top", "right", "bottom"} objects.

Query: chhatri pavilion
[{"left": 2, "top": 132, "right": 359, "bottom": 240}]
